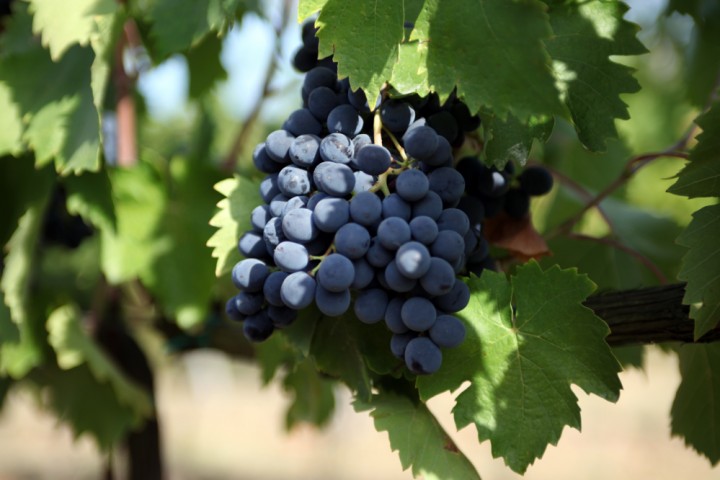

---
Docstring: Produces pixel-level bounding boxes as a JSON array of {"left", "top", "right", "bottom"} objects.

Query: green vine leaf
[
  {"left": 149, "top": 0, "right": 249, "bottom": 58},
  {"left": 671, "top": 343, "right": 720, "bottom": 465},
  {"left": 0, "top": 288, "right": 22, "bottom": 376},
  {"left": 544, "top": 0, "right": 646, "bottom": 151},
  {"left": 283, "top": 358, "right": 335, "bottom": 430},
  {"left": 666, "top": 0, "right": 720, "bottom": 106},
  {"left": 64, "top": 171, "right": 117, "bottom": 232},
  {"left": 0, "top": 171, "right": 54, "bottom": 378},
  {"left": 46, "top": 304, "right": 153, "bottom": 419},
  {"left": 27, "top": 0, "right": 119, "bottom": 61},
  {"left": 354, "top": 391, "right": 480, "bottom": 480},
  {"left": 207, "top": 175, "right": 262, "bottom": 277},
  {"left": 310, "top": 313, "right": 373, "bottom": 401},
  {"left": 100, "top": 162, "right": 166, "bottom": 283},
  {"left": 39, "top": 364, "right": 147, "bottom": 450},
  {"left": 0, "top": 82, "right": 23, "bottom": 156},
  {"left": 676, "top": 204, "right": 720, "bottom": 339},
  {"left": 141, "top": 154, "right": 222, "bottom": 329},
  {"left": 309, "top": 310, "right": 398, "bottom": 402},
  {"left": 297, "top": 0, "right": 327, "bottom": 22},
  {"left": 480, "top": 112, "right": 554, "bottom": 168},
  {"left": 186, "top": 33, "right": 228, "bottom": 98},
  {"left": 307, "top": 0, "right": 565, "bottom": 119},
  {"left": 0, "top": 5, "right": 102, "bottom": 174},
  {"left": 418, "top": 262, "right": 621, "bottom": 474},
  {"left": 669, "top": 102, "right": 720, "bottom": 338},
  {"left": 668, "top": 102, "right": 720, "bottom": 198},
  {"left": 314, "top": 0, "right": 405, "bottom": 107}
]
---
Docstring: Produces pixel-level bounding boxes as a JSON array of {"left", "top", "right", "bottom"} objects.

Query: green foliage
[
  {"left": 148, "top": 0, "right": 249, "bottom": 58},
  {"left": 671, "top": 343, "right": 720, "bottom": 465},
  {"left": 100, "top": 162, "right": 166, "bottom": 283},
  {"left": 283, "top": 358, "right": 335, "bottom": 429},
  {"left": 667, "top": 0, "right": 720, "bottom": 106},
  {"left": 0, "top": 173, "right": 53, "bottom": 377},
  {"left": 38, "top": 364, "right": 149, "bottom": 450},
  {"left": 0, "top": 4, "right": 102, "bottom": 174},
  {"left": 186, "top": 34, "right": 228, "bottom": 98},
  {"left": 418, "top": 264, "right": 621, "bottom": 473},
  {"left": 670, "top": 102, "right": 720, "bottom": 338},
  {"left": 480, "top": 113, "right": 553, "bottom": 168},
  {"left": 46, "top": 304, "right": 153, "bottom": 422},
  {"left": 676, "top": 205, "right": 720, "bottom": 339},
  {"left": 27, "top": 0, "right": 119, "bottom": 61},
  {"left": 309, "top": 311, "right": 397, "bottom": 401},
  {"left": 1, "top": 1, "right": 719, "bottom": 478},
  {"left": 303, "top": 0, "right": 644, "bottom": 152},
  {"left": 208, "top": 175, "right": 262, "bottom": 276},
  {"left": 669, "top": 103, "right": 720, "bottom": 198},
  {"left": 141, "top": 143, "right": 223, "bottom": 328},
  {"left": 355, "top": 391, "right": 480, "bottom": 480},
  {"left": 544, "top": 0, "right": 646, "bottom": 150}
]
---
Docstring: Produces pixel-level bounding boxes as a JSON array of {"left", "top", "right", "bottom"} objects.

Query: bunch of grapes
[{"left": 226, "top": 21, "right": 553, "bottom": 375}]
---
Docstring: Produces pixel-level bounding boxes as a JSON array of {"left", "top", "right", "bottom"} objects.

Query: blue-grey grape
[
  {"left": 350, "top": 191, "right": 382, "bottom": 226},
  {"left": 274, "top": 241, "right": 309, "bottom": 272},
  {"left": 395, "top": 169, "right": 429, "bottom": 202},
  {"left": 315, "top": 285, "right": 351, "bottom": 316},
  {"left": 317, "top": 253, "right": 355, "bottom": 292},
  {"left": 401, "top": 297, "right": 437, "bottom": 331},
  {"left": 282, "top": 208, "right": 318, "bottom": 243},
  {"left": 356, "top": 144, "right": 391, "bottom": 176},
  {"left": 313, "top": 162, "right": 355, "bottom": 196},
  {"left": 354, "top": 288, "right": 389, "bottom": 324},
  {"left": 280, "top": 272, "right": 316, "bottom": 309},
  {"left": 334, "top": 223, "right": 371, "bottom": 259},
  {"left": 429, "top": 314, "right": 466, "bottom": 348},
  {"left": 404, "top": 337, "right": 442, "bottom": 374},
  {"left": 395, "top": 241, "right": 431, "bottom": 279},
  {"left": 232, "top": 259, "right": 269, "bottom": 292},
  {"left": 312, "top": 197, "right": 349, "bottom": 233}
]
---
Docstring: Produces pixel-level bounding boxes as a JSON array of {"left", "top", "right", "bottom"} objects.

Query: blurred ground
[{"left": 0, "top": 347, "right": 717, "bottom": 480}]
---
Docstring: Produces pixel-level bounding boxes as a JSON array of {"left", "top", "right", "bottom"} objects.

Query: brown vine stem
[
  {"left": 543, "top": 165, "right": 616, "bottom": 232},
  {"left": 550, "top": 148, "right": 689, "bottom": 237},
  {"left": 221, "top": 0, "right": 293, "bottom": 173},
  {"left": 566, "top": 232, "right": 668, "bottom": 284},
  {"left": 115, "top": 20, "right": 141, "bottom": 167}
]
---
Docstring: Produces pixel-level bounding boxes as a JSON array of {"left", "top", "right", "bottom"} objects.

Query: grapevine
[
  {"left": 0, "top": 1, "right": 719, "bottom": 478},
  {"left": 226, "top": 20, "right": 555, "bottom": 376}
]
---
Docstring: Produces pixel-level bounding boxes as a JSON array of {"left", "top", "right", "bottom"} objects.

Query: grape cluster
[
  {"left": 226, "top": 21, "right": 553, "bottom": 376},
  {"left": 453, "top": 157, "right": 554, "bottom": 275}
]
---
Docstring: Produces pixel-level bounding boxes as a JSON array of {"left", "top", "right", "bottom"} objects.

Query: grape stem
[
  {"left": 370, "top": 166, "right": 404, "bottom": 196},
  {"left": 309, "top": 244, "right": 336, "bottom": 275},
  {"left": 373, "top": 108, "right": 383, "bottom": 145},
  {"left": 382, "top": 126, "right": 409, "bottom": 163}
]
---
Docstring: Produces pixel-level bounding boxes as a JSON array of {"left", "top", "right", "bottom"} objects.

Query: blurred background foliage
[{"left": 0, "top": 0, "right": 719, "bottom": 478}]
